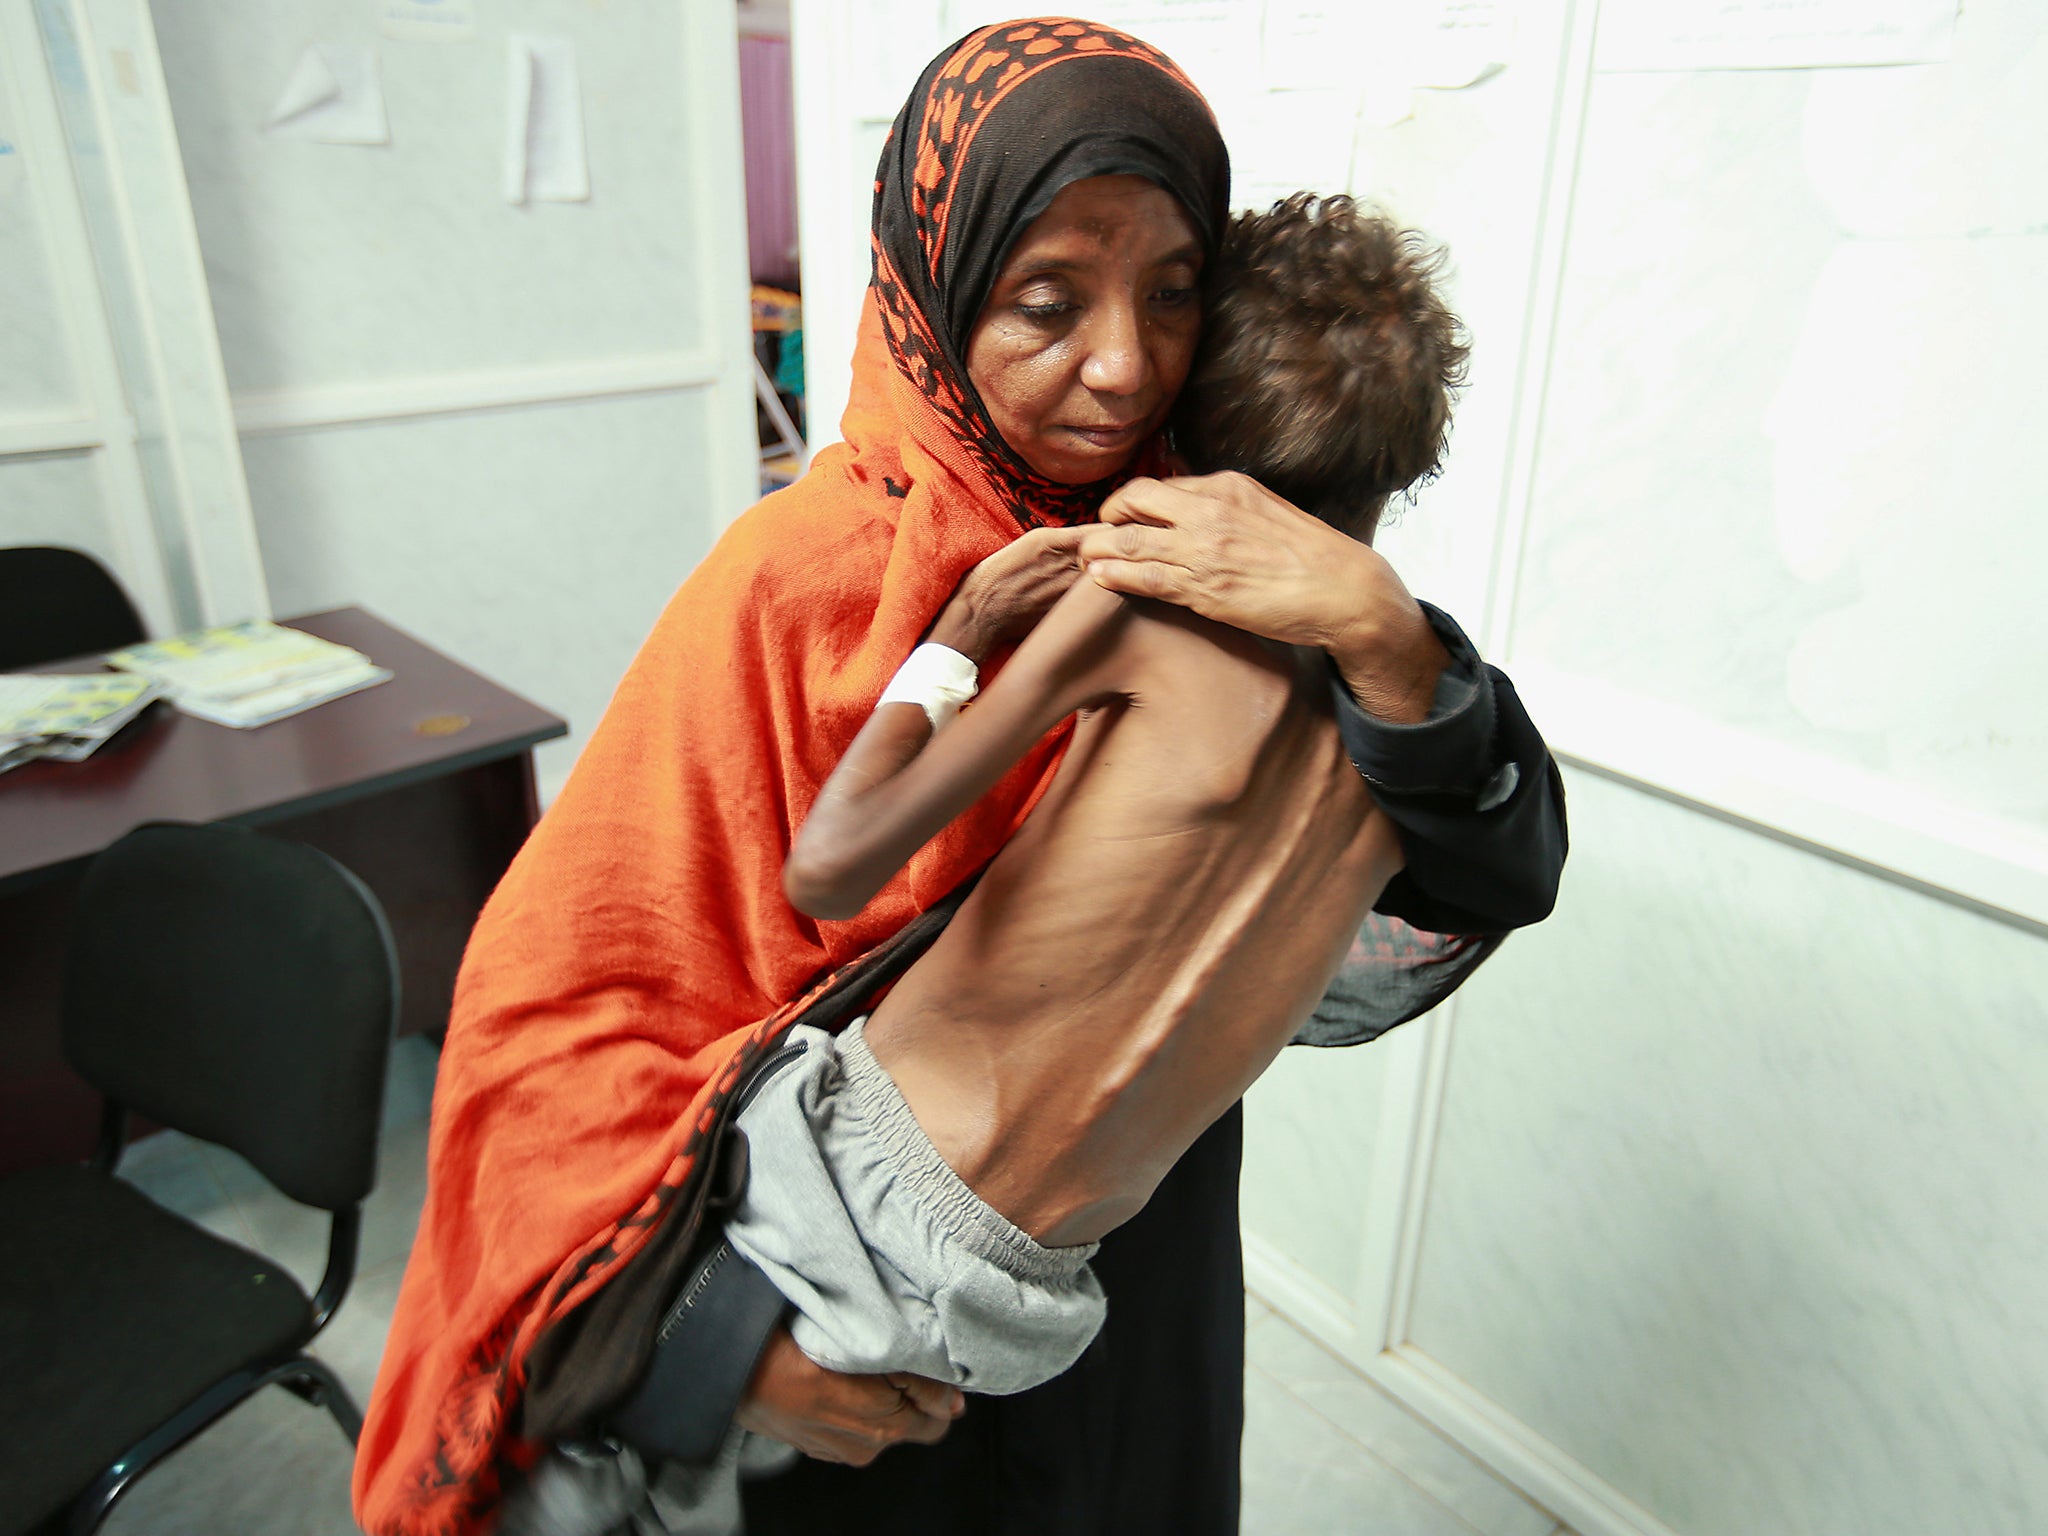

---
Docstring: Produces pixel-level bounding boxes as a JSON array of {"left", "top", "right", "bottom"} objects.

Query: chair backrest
[
  {"left": 63, "top": 823, "right": 401, "bottom": 1211},
  {"left": 0, "top": 546, "right": 147, "bottom": 670}
]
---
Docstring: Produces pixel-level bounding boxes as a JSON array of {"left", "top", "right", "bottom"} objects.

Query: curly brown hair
[{"left": 1171, "top": 194, "right": 1470, "bottom": 540}]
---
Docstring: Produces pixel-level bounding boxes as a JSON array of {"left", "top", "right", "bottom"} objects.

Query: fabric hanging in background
[{"left": 738, "top": 32, "right": 799, "bottom": 288}]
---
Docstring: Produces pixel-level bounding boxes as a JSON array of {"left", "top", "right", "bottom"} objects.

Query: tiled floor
[
  {"left": 101, "top": 1038, "right": 1573, "bottom": 1535},
  {"left": 1242, "top": 1295, "right": 1572, "bottom": 1536}
]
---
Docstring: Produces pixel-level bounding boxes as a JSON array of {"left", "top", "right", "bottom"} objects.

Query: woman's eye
[
  {"left": 1153, "top": 286, "right": 1196, "bottom": 308},
  {"left": 1017, "top": 300, "right": 1074, "bottom": 322}
]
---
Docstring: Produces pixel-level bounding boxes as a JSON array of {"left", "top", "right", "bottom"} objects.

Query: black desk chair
[
  {"left": 0, "top": 547, "right": 146, "bottom": 670},
  {"left": 0, "top": 824, "right": 400, "bottom": 1535}
]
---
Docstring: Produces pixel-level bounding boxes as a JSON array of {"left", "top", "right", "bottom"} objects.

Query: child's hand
[
  {"left": 735, "top": 1326, "right": 964, "bottom": 1465},
  {"left": 927, "top": 526, "right": 1090, "bottom": 662}
]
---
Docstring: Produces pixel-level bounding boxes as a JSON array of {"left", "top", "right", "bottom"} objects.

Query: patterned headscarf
[{"left": 870, "top": 17, "right": 1231, "bottom": 527}]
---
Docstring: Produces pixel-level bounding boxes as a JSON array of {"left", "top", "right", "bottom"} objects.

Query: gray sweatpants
[
  {"left": 499, "top": 1018, "right": 1105, "bottom": 1536},
  {"left": 725, "top": 1016, "right": 1106, "bottom": 1394}
]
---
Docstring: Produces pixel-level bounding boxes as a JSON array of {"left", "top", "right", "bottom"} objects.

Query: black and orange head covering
[{"left": 869, "top": 17, "right": 1230, "bottom": 528}]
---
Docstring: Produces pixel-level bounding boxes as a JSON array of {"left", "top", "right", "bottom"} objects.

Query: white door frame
[{"left": 9, "top": 0, "right": 267, "bottom": 630}]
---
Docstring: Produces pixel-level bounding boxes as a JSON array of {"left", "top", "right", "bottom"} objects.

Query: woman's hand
[
  {"left": 1078, "top": 473, "right": 1450, "bottom": 724},
  {"left": 926, "top": 526, "right": 1090, "bottom": 663},
  {"left": 734, "top": 1326, "right": 965, "bottom": 1466}
]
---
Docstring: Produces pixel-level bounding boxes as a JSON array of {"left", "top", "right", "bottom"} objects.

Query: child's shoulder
[{"left": 1115, "top": 591, "right": 1290, "bottom": 681}]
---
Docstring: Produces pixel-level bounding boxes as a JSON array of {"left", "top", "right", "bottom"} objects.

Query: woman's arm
[
  {"left": 1333, "top": 616, "right": 1567, "bottom": 932},
  {"left": 784, "top": 580, "right": 1135, "bottom": 920},
  {"left": 1076, "top": 472, "right": 1450, "bottom": 720}
]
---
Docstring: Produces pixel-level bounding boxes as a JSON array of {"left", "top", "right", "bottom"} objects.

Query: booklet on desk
[
  {"left": 106, "top": 620, "right": 391, "bottom": 729},
  {"left": 0, "top": 673, "right": 166, "bottom": 774}
]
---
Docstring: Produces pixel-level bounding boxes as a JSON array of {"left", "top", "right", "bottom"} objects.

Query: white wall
[
  {"left": 792, "top": 3, "right": 2048, "bottom": 1533},
  {"left": 1403, "top": 768, "right": 2048, "bottom": 1536},
  {"left": 146, "top": 0, "right": 757, "bottom": 798},
  {"left": 3, "top": 0, "right": 262, "bottom": 635}
]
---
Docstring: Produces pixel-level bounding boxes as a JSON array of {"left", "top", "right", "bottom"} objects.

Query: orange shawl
[{"left": 354, "top": 20, "right": 1224, "bottom": 1535}]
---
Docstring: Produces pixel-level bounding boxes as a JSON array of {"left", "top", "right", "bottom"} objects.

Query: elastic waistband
[{"left": 836, "top": 1018, "right": 1097, "bottom": 1285}]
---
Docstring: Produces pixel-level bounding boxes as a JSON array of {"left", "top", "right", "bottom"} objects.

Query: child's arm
[{"left": 785, "top": 580, "right": 1136, "bottom": 920}]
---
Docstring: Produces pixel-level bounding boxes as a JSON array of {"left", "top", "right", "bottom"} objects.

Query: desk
[{"left": 0, "top": 607, "right": 567, "bottom": 1172}]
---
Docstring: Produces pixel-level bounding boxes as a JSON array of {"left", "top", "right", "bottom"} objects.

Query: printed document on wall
[
  {"left": 1222, "top": 88, "right": 1360, "bottom": 210},
  {"left": 1080, "top": 1, "right": 1255, "bottom": 100},
  {"left": 1264, "top": 1, "right": 1513, "bottom": 101},
  {"left": 1597, "top": 0, "right": 1960, "bottom": 72},
  {"left": 1263, "top": 3, "right": 1368, "bottom": 90},
  {"left": 381, "top": 0, "right": 476, "bottom": 43},
  {"left": 1409, "top": 0, "right": 1515, "bottom": 88}
]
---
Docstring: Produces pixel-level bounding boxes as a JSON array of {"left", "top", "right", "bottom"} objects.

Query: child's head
[{"left": 1171, "top": 195, "right": 1470, "bottom": 542}]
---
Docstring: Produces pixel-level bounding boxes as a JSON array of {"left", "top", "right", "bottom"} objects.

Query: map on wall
[{"left": 1507, "top": 0, "right": 2048, "bottom": 921}]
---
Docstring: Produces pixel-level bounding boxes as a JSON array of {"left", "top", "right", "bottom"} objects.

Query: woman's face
[{"left": 966, "top": 174, "right": 1203, "bottom": 485}]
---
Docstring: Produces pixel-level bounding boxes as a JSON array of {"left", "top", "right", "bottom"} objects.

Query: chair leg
[
  {"left": 63, "top": 1354, "right": 363, "bottom": 1534},
  {"left": 276, "top": 1353, "right": 366, "bottom": 1444},
  {"left": 65, "top": 1369, "right": 268, "bottom": 1535}
]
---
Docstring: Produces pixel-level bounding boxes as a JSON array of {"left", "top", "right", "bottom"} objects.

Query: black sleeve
[{"left": 1329, "top": 603, "right": 1568, "bottom": 936}]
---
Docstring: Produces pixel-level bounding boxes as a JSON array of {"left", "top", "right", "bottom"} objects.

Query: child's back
[
  {"left": 830, "top": 193, "right": 1470, "bottom": 1247},
  {"left": 865, "top": 580, "right": 1402, "bottom": 1247}
]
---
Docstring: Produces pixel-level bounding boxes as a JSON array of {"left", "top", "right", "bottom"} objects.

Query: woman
[{"left": 355, "top": 20, "right": 1563, "bottom": 1536}]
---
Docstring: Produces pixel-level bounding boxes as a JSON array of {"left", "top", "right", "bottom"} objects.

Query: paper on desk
[
  {"left": 0, "top": 673, "right": 159, "bottom": 740},
  {"left": 172, "top": 662, "right": 391, "bottom": 729},
  {"left": 106, "top": 621, "right": 390, "bottom": 728},
  {"left": 266, "top": 43, "right": 389, "bottom": 145},
  {"left": 1596, "top": 0, "right": 1959, "bottom": 73},
  {"left": 504, "top": 35, "right": 590, "bottom": 204},
  {"left": 0, "top": 673, "right": 164, "bottom": 773}
]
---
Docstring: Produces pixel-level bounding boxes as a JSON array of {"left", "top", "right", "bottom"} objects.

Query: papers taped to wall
[
  {"left": 1596, "top": 0, "right": 1960, "bottom": 72},
  {"left": 1264, "top": 1, "right": 1514, "bottom": 96},
  {"left": 266, "top": 43, "right": 390, "bottom": 145},
  {"left": 381, "top": 0, "right": 477, "bottom": 44},
  {"left": 504, "top": 35, "right": 590, "bottom": 203},
  {"left": 1220, "top": 88, "right": 1362, "bottom": 211},
  {"left": 106, "top": 622, "right": 391, "bottom": 729}
]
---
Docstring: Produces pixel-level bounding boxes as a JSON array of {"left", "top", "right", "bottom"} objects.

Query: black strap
[
  {"left": 606, "top": 1234, "right": 790, "bottom": 1465},
  {"left": 518, "top": 875, "right": 981, "bottom": 1446}
]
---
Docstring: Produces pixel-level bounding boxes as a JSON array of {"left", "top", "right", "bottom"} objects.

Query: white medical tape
[{"left": 875, "top": 643, "right": 980, "bottom": 731}]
